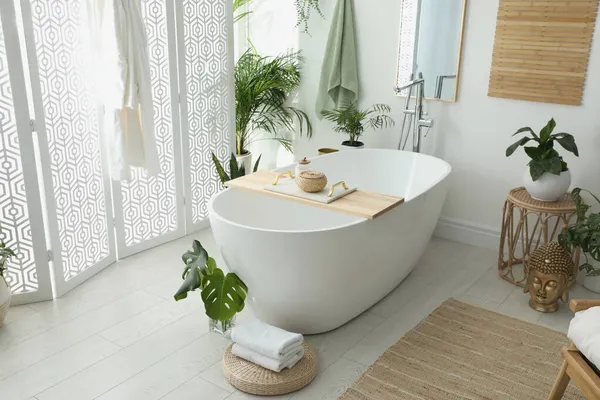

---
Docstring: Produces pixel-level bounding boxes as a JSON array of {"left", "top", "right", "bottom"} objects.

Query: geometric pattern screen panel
[
  {"left": 0, "top": 16, "right": 38, "bottom": 294},
  {"left": 182, "top": 0, "right": 232, "bottom": 224},
  {"left": 30, "top": 0, "right": 111, "bottom": 280},
  {"left": 488, "top": 0, "right": 599, "bottom": 106},
  {"left": 396, "top": 0, "right": 418, "bottom": 96},
  {"left": 119, "top": 0, "right": 180, "bottom": 247}
]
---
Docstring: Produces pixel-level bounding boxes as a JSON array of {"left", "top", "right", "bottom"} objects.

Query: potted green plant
[
  {"left": 0, "top": 241, "right": 15, "bottom": 327},
  {"left": 174, "top": 240, "right": 248, "bottom": 336},
  {"left": 321, "top": 103, "right": 395, "bottom": 150},
  {"left": 211, "top": 152, "right": 261, "bottom": 185},
  {"left": 506, "top": 118, "right": 579, "bottom": 202},
  {"left": 559, "top": 188, "right": 600, "bottom": 293},
  {"left": 235, "top": 49, "right": 312, "bottom": 173}
]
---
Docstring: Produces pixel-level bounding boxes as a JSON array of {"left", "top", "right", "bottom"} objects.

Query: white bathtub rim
[{"left": 208, "top": 150, "right": 452, "bottom": 235}]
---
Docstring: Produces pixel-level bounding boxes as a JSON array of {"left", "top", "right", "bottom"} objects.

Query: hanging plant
[
  {"left": 294, "top": 0, "right": 323, "bottom": 34},
  {"left": 234, "top": 0, "right": 323, "bottom": 33}
]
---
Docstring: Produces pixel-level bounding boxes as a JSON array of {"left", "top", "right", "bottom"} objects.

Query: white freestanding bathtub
[{"left": 208, "top": 149, "right": 451, "bottom": 334}]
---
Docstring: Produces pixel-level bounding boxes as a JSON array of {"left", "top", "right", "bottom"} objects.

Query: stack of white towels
[{"left": 231, "top": 320, "right": 305, "bottom": 373}]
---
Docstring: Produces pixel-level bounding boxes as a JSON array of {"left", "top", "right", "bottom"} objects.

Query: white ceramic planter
[
  {"left": 341, "top": 141, "right": 364, "bottom": 150},
  {"left": 0, "top": 276, "right": 11, "bottom": 327},
  {"left": 235, "top": 152, "right": 253, "bottom": 175},
  {"left": 523, "top": 168, "right": 571, "bottom": 202},
  {"left": 584, "top": 275, "right": 600, "bottom": 294}
]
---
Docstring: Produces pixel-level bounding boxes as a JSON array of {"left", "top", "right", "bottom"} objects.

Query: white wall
[{"left": 294, "top": 0, "right": 600, "bottom": 246}]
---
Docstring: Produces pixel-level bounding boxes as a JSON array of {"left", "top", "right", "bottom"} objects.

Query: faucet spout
[{"left": 394, "top": 78, "right": 425, "bottom": 94}]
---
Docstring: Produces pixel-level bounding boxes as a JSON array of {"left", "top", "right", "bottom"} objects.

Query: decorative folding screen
[
  {"left": 112, "top": 0, "right": 185, "bottom": 258},
  {"left": 488, "top": 0, "right": 599, "bottom": 105},
  {"left": 0, "top": 1, "right": 53, "bottom": 304},
  {"left": 0, "top": 0, "right": 234, "bottom": 302},
  {"left": 21, "top": 0, "right": 117, "bottom": 296},
  {"left": 178, "top": 0, "right": 235, "bottom": 230}
]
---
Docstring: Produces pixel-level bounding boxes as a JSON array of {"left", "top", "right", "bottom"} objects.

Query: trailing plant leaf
[
  {"left": 294, "top": 0, "right": 323, "bottom": 34},
  {"left": 590, "top": 268, "right": 600, "bottom": 277},
  {"left": 201, "top": 270, "right": 248, "bottom": 321},
  {"left": 558, "top": 188, "right": 600, "bottom": 276}
]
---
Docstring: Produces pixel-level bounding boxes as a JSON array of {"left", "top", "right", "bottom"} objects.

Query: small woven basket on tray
[
  {"left": 296, "top": 171, "right": 327, "bottom": 193},
  {"left": 222, "top": 341, "right": 317, "bottom": 396}
]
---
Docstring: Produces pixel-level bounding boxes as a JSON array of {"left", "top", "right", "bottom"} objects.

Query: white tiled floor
[{"left": 1, "top": 229, "right": 598, "bottom": 400}]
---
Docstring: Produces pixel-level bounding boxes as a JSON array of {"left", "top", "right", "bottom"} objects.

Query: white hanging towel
[{"left": 86, "top": 0, "right": 160, "bottom": 180}]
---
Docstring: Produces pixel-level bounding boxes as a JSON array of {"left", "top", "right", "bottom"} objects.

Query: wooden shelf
[{"left": 224, "top": 171, "right": 404, "bottom": 220}]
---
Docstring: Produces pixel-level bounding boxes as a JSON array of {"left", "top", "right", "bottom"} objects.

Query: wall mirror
[{"left": 395, "top": 0, "right": 467, "bottom": 102}]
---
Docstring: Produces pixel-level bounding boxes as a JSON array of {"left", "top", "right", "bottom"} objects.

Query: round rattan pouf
[{"left": 222, "top": 341, "right": 317, "bottom": 396}]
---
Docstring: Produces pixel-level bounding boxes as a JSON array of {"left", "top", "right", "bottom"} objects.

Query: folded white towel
[
  {"left": 231, "top": 320, "right": 303, "bottom": 359},
  {"left": 232, "top": 343, "right": 304, "bottom": 372},
  {"left": 568, "top": 306, "right": 600, "bottom": 368}
]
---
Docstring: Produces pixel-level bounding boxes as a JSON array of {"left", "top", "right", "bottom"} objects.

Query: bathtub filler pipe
[{"left": 394, "top": 73, "right": 434, "bottom": 153}]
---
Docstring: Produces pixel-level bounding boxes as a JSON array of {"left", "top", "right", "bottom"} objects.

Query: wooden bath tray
[{"left": 224, "top": 171, "right": 404, "bottom": 220}]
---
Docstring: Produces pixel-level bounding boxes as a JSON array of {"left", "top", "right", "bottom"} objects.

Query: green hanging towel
[{"left": 315, "top": 0, "right": 359, "bottom": 119}]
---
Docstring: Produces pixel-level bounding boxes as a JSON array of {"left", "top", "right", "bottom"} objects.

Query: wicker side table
[{"left": 498, "top": 187, "right": 579, "bottom": 287}]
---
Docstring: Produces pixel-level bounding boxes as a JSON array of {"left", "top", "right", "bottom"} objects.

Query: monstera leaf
[
  {"left": 174, "top": 240, "right": 209, "bottom": 301},
  {"left": 201, "top": 270, "right": 248, "bottom": 321}
]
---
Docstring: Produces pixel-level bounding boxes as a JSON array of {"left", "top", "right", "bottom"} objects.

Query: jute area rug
[{"left": 340, "top": 299, "right": 585, "bottom": 399}]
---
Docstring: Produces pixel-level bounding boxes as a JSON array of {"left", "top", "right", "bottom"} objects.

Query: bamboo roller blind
[{"left": 488, "top": 0, "right": 599, "bottom": 106}]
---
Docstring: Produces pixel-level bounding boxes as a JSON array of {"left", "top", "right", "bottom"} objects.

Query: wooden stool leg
[{"left": 548, "top": 360, "right": 570, "bottom": 400}]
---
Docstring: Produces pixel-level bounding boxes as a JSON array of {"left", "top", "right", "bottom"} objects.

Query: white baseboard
[{"left": 435, "top": 217, "right": 501, "bottom": 251}]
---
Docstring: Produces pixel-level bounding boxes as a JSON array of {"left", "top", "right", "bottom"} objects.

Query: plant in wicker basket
[{"left": 174, "top": 240, "right": 248, "bottom": 336}]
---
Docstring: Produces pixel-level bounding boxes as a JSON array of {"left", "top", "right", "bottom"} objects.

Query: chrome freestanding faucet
[{"left": 394, "top": 73, "right": 434, "bottom": 153}]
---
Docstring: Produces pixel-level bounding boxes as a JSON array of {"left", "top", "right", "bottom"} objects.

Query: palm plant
[
  {"left": 233, "top": 0, "right": 253, "bottom": 23},
  {"left": 321, "top": 103, "right": 395, "bottom": 146},
  {"left": 235, "top": 49, "right": 312, "bottom": 156}
]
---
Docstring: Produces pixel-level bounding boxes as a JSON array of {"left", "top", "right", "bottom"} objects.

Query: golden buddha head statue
[{"left": 524, "top": 242, "right": 575, "bottom": 313}]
